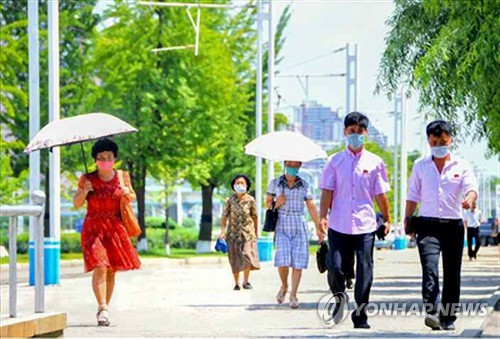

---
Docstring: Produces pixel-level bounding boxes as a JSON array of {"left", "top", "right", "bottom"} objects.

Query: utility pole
[
  {"left": 255, "top": 0, "right": 263, "bottom": 232},
  {"left": 345, "top": 43, "right": 358, "bottom": 115},
  {"left": 393, "top": 90, "right": 406, "bottom": 250},
  {"left": 47, "top": 0, "right": 61, "bottom": 284},
  {"left": 28, "top": 0, "right": 41, "bottom": 287},
  {"left": 267, "top": 0, "right": 275, "bottom": 184},
  {"left": 399, "top": 88, "right": 408, "bottom": 250}
]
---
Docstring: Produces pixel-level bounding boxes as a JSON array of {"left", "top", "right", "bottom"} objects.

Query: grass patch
[
  {"left": 1, "top": 253, "right": 83, "bottom": 265},
  {"left": 1, "top": 248, "right": 225, "bottom": 264},
  {"left": 1, "top": 242, "right": 320, "bottom": 265},
  {"left": 139, "top": 248, "right": 226, "bottom": 259}
]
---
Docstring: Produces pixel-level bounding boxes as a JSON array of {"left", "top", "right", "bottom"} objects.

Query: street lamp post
[
  {"left": 28, "top": 0, "right": 41, "bottom": 286},
  {"left": 255, "top": 0, "right": 263, "bottom": 232},
  {"left": 47, "top": 0, "right": 61, "bottom": 285},
  {"left": 267, "top": 0, "right": 275, "bottom": 183}
]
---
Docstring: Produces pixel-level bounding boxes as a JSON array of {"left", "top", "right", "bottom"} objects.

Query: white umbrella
[
  {"left": 245, "top": 131, "right": 327, "bottom": 162},
  {"left": 24, "top": 113, "right": 138, "bottom": 172}
]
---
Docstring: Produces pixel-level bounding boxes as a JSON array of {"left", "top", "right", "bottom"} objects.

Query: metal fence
[{"left": 0, "top": 190, "right": 46, "bottom": 317}]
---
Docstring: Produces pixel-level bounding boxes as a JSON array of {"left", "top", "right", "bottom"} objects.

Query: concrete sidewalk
[{"left": 1, "top": 247, "right": 498, "bottom": 337}]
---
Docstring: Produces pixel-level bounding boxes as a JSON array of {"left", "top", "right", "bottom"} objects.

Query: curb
[
  {"left": 1, "top": 255, "right": 228, "bottom": 271},
  {"left": 0, "top": 255, "right": 229, "bottom": 284}
]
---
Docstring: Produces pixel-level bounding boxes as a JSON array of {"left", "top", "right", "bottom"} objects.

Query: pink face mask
[{"left": 96, "top": 160, "right": 114, "bottom": 171}]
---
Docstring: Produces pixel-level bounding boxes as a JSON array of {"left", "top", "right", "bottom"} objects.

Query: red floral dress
[{"left": 78, "top": 171, "right": 141, "bottom": 273}]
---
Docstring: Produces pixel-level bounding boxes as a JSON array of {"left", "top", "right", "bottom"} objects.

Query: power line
[{"left": 279, "top": 46, "right": 346, "bottom": 71}]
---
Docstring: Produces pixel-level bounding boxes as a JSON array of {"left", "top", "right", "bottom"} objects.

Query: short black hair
[
  {"left": 344, "top": 112, "right": 369, "bottom": 129},
  {"left": 91, "top": 138, "right": 118, "bottom": 159},
  {"left": 231, "top": 174, "right": 251, "bottom": 191},
  {"left": 426, "top": 120, "right": 453, "bottom": 138}
]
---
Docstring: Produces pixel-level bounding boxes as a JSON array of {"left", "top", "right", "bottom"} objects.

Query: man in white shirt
[
  {"left": 464, "top": 202, "right": 481, "bottom": 260},
  {"left": 404, "top": 120, "right": 478, "bottom": 331}
]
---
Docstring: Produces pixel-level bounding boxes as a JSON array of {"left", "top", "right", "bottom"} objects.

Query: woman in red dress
[{"left": 73, "top": 139, "right": 141, "bottom": 326}]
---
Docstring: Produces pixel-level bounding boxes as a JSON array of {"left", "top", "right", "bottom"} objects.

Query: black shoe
[
  {"left": 346, "top": 278, "right": 353, "bottom": 289},
  {"left": 332, "top": 292, "right": 349, "bottom": 324},
  {"left": 243, "top": 282, "right": 253, "bottom": 290},
  {"left": 234, "top": 284, "right": 241, "bottom": 291},
  {"left": 441, "top": 321, "right": 455, "bottom": 331},
  {"left": 354, "top": 322, "right": 371, "bottom": 329},
  {"left": 424, "top": 314, "right": 441, "bottom": 330}
]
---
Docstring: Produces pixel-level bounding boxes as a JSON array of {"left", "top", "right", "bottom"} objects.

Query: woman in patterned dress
[
  {"left": 266, "top": 161, "right": 323, "bottom": 309},
  {"left": 73, "top": 139, "right": 141, "bottom": 326},
  {"left": 220, "top": 174, "right": 260, "bottom": 290}
]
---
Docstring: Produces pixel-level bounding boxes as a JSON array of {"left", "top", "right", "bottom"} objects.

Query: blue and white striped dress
[{"left": 267, "top": 175, "right": 313, "bottom": 269}]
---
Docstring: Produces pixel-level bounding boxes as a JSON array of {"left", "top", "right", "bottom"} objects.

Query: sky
[{"left": 95, "top": 0, "right": 499, "bottom": 177}]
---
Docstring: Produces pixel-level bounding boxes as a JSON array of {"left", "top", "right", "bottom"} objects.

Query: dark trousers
[
  {"left": 416, "top": 219, "right": 464, "bottom": 323},
  {"left": 343, "top": 250, "right": 355, "bottom": 280},
  {"left": 327, "top": 228, "right": 375, "bottom": 325},
  {"left": 467, "top": 227, "right": 480, "bottom": 259}
]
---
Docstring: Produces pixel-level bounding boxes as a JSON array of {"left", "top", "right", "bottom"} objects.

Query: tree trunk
[
  {"left": 164, "top": 182, "right": 170, "bottom": 255},
  {"left": 197, "top": 183, "right": 214, "bottom": 253}
]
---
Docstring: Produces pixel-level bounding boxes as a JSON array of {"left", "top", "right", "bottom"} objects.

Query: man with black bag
[
  {"left": 319, "top": 112, "right": 391, "bottom": 329},
  {"left": 404, "top": 120, "right": 478, "bottom": 331}
]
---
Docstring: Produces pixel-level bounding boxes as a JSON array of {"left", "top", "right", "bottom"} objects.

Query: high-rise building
[{"left": 294, "top": 101, "right": 343, "bottom": 150}]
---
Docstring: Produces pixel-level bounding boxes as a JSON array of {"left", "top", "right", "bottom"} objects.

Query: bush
[
  {"left": 145, "top": 228, "right": 165, "bottom": 250},
  {"left": 182, "top": 218, "right": 196, "bottom": 228},
  {"left": 146, "top": 216, "right": 179, "bottom": 230},
  {"left": 169, "top": 228, "right": 198, "bottom": 249},
  {"left": 0, "top": 224, "right": 199, "bottom": 255},
  {"left": 61, "top": 232, "right": 82, "bottom": 253},
  {"left": 1, "top": 232, "right": 31, "bottom": 254},
  {"left": 1, "top": 232, "right": 82, "bottom": 254},
  {"left": 145, "top": 227, "right": 198, "bottom": 250}
]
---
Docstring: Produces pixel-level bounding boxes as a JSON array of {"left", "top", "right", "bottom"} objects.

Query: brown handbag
[{"left": 117, "top": 170, "right": 142, "bottom": 237}]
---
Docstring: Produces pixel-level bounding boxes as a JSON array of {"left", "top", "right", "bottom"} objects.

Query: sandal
[
  {"left": 97, "top": 308, "right": 110, "bottom": 327},
  {"left": 290, "top": 296, "right": 300, "bottom": 309},
  {"left": 276, "top": 286, "right": 287, "bottom": 304}
]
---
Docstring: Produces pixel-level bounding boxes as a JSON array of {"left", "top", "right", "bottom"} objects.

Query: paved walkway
[{"left": 1, "top": 247, "right": 498, "bottom": 337}]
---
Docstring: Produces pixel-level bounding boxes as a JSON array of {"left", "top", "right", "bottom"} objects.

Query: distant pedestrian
[
  {"left": 267, "top": 161, "right": 322, "bottom": 309},
  {"left": 220, "top": 174, "right": 260, "bottom": 291},
  {"left": 73, "top": 139, "right": 141, "bottom": 326},
  {"left": 405, "top": 120, "right": 478, "bottom": 331},
  {"left": 464, "top": 202, "right": 481, "bottom": 260}
]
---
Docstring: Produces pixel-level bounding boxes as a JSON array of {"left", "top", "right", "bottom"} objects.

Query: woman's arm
[
  {"left": 220, "top": 198, "right": 231, "bottom": 239},
  {"left": 306, "top": 199, "right": 319, "bottom": 227},
  {"left": 306, "top": 199, "right": 324, "bottom": 242},
  {"left": 73, "top": 175, "right": 92, "bottom": 209},
  {"left": 252, "top": 215, "right": 258, "bottom": 238},
  {"left": 220, "top": 216, "right": 227, "bottom": 239},
  {"left": 265, "top": 194, "right": 274, "bottom": 209},
  {"left": 73, "top": 188, "right": 89, "bottom": 209}
]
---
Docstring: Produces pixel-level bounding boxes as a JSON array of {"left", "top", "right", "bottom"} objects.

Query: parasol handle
[{"left": 80, "top": 143, "right": 88, "bottom": 174}]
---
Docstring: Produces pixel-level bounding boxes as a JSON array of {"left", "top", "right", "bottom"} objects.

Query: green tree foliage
[
  {"left": 0, "top": 0, "right": 100, "bottom": 205},
  {"left": 376, "top": 0, "right": 500, "bottom": 155}
]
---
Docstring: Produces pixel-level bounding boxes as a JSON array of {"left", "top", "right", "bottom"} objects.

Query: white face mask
[
  {"left": 234, "top": 184, "right": 247, "bottom": 194},
  {"left": 430, "top": 146, "right": 450, "bottom": 159}
]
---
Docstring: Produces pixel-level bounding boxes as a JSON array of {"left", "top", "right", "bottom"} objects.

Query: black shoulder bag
[{"left": 263, "top": 185, "right": 284, "bottom": 232}]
